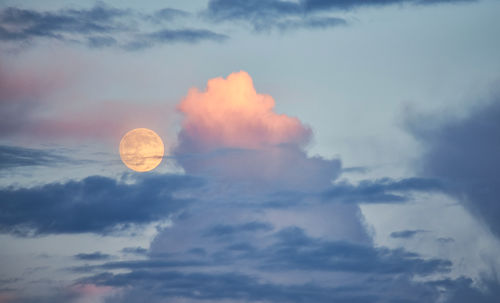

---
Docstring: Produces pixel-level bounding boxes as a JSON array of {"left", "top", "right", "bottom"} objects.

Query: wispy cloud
[
  {"left": 390, "top": 229, "right": 427, "bottom": 239},
  {"left": 0, "top": 145, "right": 86, "bottom": 170},
  {"left": 323, "top": 177, "right": 444, "bottom": 204},
  {"left": 204, "top": 0, "right": 475, "bottom": 31},
  {"left": 0, "top": 3, "right": 227, "bottom": 50},
  {"left": 74, "top": 251, "right": 112, "bottom": 261}
]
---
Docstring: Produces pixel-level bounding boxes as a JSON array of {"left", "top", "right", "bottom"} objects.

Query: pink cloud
[
  {"left": 31, "top": 101, "right": 169, "bottom": 142},
  {"left": 0, "top": 59, "right": 171, "bottom": 144},
  {"left": 0, "top": 293, "right": 14, "bottom": 303},
  {"left": 71, "top": 283, "right": 115, "bottom": 296},
  {"left": 175, "top": 71, "right": 340, "bottom": 191},
  {"left": 0, "top": 63, "right": 67, "bottom": 102},
  {"left": 0, "top": 61, "right": 71, "bottom": 138},
  {"left": 176, "top": 71, "right": 311, "bottom": 153}
]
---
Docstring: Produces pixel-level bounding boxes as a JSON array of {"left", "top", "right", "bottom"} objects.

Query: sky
[{"left": 1, "top": 0, "right": 500, "bottom": 302}]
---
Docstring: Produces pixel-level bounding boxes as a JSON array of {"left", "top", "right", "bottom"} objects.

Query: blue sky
[{"left": 1, "top": 0, "right": 500, "bottom": 302}]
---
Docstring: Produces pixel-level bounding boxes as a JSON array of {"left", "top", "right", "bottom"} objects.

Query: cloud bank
[
  {"left": 0, "top": 174, "right": 200, "bottom": 236},
  {"left": 408, "top": 95, "right": 500, "bottom": 238}
]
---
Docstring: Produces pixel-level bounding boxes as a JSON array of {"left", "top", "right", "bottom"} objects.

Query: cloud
[
  {"left": 390, "top": 229, "right": 427, "bottom": 239},
  {"left": 0, "top": 63, "right": 69, "bottom": 138},
  {"left": 0, "top": 62, "right": 171, "bottom": 142},
  {"left": 437, "top": 237, "right": 455, "bottom": 244},
  {"left": 175, "top": 71, "right": 341, "bottom": 191},
  {"left": 74, "top": 252, "right": 112, "bottom": 261},
  {"left": 72, "top": 259, "right": 209, "bottom": 273},
  {"left": 257, "top": 226, "right": 451, "bottom": 275},
  {"left": 122, "top": 28, "right": 228, "bottom": 50},
  {"left": 301, "top": 0, "right": 475, "bottom": 11},
  {"left": 0, "top": 145, "right": 85, "bottom": 170},
  {"left": 204, "top": 0, "right": 475, "bottom": 31},
  {"left": 84, "top": 270, "right": 378, "bottom": 303},
  {"left": 407, "top": 96, "right": 500, "bottom": 238},
  {"left": 203, "top": 221, "right": 274, "bottom": 238},
  {"left": 0, "top": 174, "right": 201, "bottom": 236},
  {"left": 121, "top": 247, "right": 148, "bottom": 256},
  {"left": 150, "top": 8, "right": 191, "bottom": 23},
  {"left": 177, "top": 71, "right": 311, "bottom": 152},
  {"left": 73, "top": 225, "right": 457, "bottom": 303},
  {"left": 66, "top": 216, "right": 500, "bottom": 303},
  {"left": 323, "top": 177, "right": 443, "bottom": 203},
  {"left": 0, "top": 3, "right": 226, "bottom": 50}
]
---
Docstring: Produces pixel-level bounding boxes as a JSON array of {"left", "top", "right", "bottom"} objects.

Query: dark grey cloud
[
  {"left": 203, "top": 221, "right": 273, "bottom": 238},
  {"left": 204, "top": 0, "right": 347, "bottom": 31},
  {"left": 258, "top": 226, "right": 450, "bottom": 275},
  {"left": 123, "top": 28, "right": 228, "bottom": 50},
  {"left": 408, "top": 96, "right": 500, "bottom": 238},
  {"left": 150, "top": 8, "right": 191, "bottom": 22},
  {"left": 74, "top": 251, "right": 111, "bottom": 261},
  {"left": 85, "top": 225, "right": 450, "bottom": 276},
  {"left": 86, "top": 270, "right": 377, "bottom": 303},
  {"left": 66, "top": 222, "right": 500, "bottom": 303},
  {"left": 0, "top": 5, "right": 128, "bottom": 41},
  {"left": 0, "top": 145, "right": 84, "bottom": 170},
  {"left": 437, "top": 237, "right": 455, "bottom": 243},
  {"left": 73, "top": 226, "right": 457, "bottom": 303},
  {"left": 0, "top": 174, "right": 201, "bottom": 236},
  {"left": 433, "top": 277, "right": 500, "bottom": 303},
  {"left": 27, "top": 276, "right": 500, "bottom": 303},
  {"left": 301, "top": 0, "right": 475, "bottom": 11},
  {"left": 0, "top": 3, "right": 226, "bottom": 50},
  {"left": 323, "top": 177, "right": 443, "bottom": 203},
  {"left": 121, "top": 247, "right": 148, "bottom": 255},
  {"left": 390, "top": 229, "right": 427, "bottom": 239},
  {"left": 342, "top": 166, "right": 369, "bottom": 174},
  {"left": 71, "top": 259, "right": 209, "bottom": 273},
  {"left": 204, "top": 0, "right": 475, "bottom": 31}
]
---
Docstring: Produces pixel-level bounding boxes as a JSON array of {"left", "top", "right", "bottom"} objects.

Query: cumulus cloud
[
  {"left": 3, "top": 67, "right": 496, "bottom": 303},
  {"left": 177, "top": 71, "right": 311, "bottom": 152},
  {"left": 175, "top": 71, "right": 341, "bottom": 191}
]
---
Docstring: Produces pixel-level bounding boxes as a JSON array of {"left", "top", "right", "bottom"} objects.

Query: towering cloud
[
  {"left": 177, "top": 71, "right": 311, "bottom": 152},
  {"left": 408, "top": 96, "right": 500, "bottom": 238},
  {"left": 175, "top": 71, "right": 340, "bottom": 191}
]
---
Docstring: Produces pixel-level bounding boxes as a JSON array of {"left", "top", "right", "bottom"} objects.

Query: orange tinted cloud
[
  {"left": 177, "top": 71, "right": 311, "bottom": 153},
  {"left": 175, "top": 71, "right": 341, "bottom": 191}
]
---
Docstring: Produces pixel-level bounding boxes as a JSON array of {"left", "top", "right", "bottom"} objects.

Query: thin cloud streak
[{"left": 0, "top": 3, "right": 227, "bottom": 50}]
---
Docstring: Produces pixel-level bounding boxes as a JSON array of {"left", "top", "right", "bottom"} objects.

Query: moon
[{"left": 119, "top": 128, "right": 164, "bottom": 172}]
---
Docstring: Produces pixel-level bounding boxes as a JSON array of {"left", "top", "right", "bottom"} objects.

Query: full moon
[{"left": 119, "top": 128, "right": 164, "bottom": 172}]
